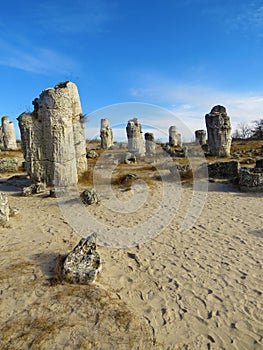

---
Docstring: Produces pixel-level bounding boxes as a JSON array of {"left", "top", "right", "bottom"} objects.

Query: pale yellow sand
[{"left": 0, "top": 173, "right": 262, "bottom": 349}]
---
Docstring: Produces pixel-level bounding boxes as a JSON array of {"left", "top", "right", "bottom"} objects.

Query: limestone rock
[
  {"left": 0, "top": 116, "right": 17, "bottom": 150},
  {"left": 86, "top": 150, "right": 99, "bottom": 159},
  {"left": 61, "top": 234, "right": 102, "bottom": 284},
  {"left": 120, "top": 152, "right": 136, "bottom": 164},
  {"left": 205, "top": 105, "right": 232, "bottom": 157},
  {"left": 256, "top": 158, "right": 263, "bottom": 169},
  {"left": 207, "top": 161, "right": 240, "bottom": 182},
  {"left": 126, "top": 118, "right": 145, "bottom": 156},
  {"left": 0, "top": 158, "right": 18, "bottom": 173},
  {"left": 18, "top": 81, "right": 87, "bottom": 186},
  {"left": 22, "top": 182, "right": 46, "bottom": 196},
  {"left": 195, "top": 129, "right": 206, "bottom": 146},
  {"left": 0, "top": 192, "right": 10, "bottom": 224},
  {"left": 144, "top": 132, "right": 156, "bottom": 156},
  {"left": 239, "top": 168, "right": 263, "bottom": 192},
  {"left": 169, "top": 126, "right": 180, "bottom": 147},
  {"left": 100, "top": 118, "right": 113, "bottom": 149},
  {"left": 81, "top": 189, "right": 99, "bottom": 205}
]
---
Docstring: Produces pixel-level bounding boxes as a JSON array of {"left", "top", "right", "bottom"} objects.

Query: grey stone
[
  {"left": 169, "top": 126, "right": 180, "bottom": 147},
  {"left": 126, "top": 118, "right": 145, "bottom": 156},
  {"left": 170, "top": 164, "right": 191, "bottom": 175},
  {"left": 195, "top": 129, "right": 206, "bottom": 146},
  {"left": 18, "top": 81, "right": 87, "bottom": 186},
  {"left": 61, "top": 234, "right": 102, "bottom": 284},
  {"left": 239, "top": 168, "right": 263, "bottom": 191},
  {"left": 205, "top": 105, "right": 232, "bottom": 157},
  {"left": 0, "top": 116, "right": 17, "bottom": 150},
  {"left": 0, "top": 158, "right": 18, "bottom": 173},
  {"left": 0, "top": 192, "right": 10, "bottom": 224},
  {"left": 144, "top": 132, "right": 156, "bottom": 156},
  {"left": 120, "top": 152, "right": 136, "bottom": 164},
  {"left": 81, "top": 189, "right": 99, "bottom": 205},
  {"left": 100, "top": 118, "right": 113, "bottom": 149},
  {"left": 207, "top": 161, "right": 240, "bottom": 182},
  {"left": 22, "top": 182, "right": 46, "bottom": 196},
  {"left": 86, "top": 150, "right": 99, "bottom": 159}
]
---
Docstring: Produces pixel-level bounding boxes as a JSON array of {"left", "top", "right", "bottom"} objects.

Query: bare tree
[
  {"left": 251, "top": 119, "right": 263, "bottom": 139},
  {"left": 233, "top": 122, "right": 253, "bottom": 139}
]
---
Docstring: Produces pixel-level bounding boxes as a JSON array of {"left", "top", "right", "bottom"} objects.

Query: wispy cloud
[{"left": 0, "top": 38, "right": 75, "bottom": 74}]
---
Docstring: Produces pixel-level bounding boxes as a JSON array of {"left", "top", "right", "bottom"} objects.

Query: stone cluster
[{"left": 18, "top": 82, "right": 87, "bottom": 186}]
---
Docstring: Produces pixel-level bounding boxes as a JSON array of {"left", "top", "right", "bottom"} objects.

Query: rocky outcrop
[
  {"left": 126, "top": 118, "right": 145, "bottom": 156},
  {"left": 239, "top": 168, "right": 263, "bottom": 192},
  {"left": 195, "top": 129, "right": 206, "bottom": 146},
  {"left": 144, "top": 132, "right": 155, "bottom": 156},
  {"left": 18, "top": 82, "right": 87, "bottom": 186},
  {"left": 100, "top": 118, "right": 113, "bottom": 149},
  {"left": 81, "top": 189, "right": 99, "bottom": 205},
  {"left": 169, "top": 126, "right": 180, "bottom": 147},
  {"left": 60, "top": 234, "right": 102, "bottom": 284},
  {"left": 120, "top": 152, "right": 136, "bottom": 164},
  {"left": 207, "top": 161, "right": 240, "bottom": 182},
  {"left": 205, "top": 105, "right": 232, "bottom": 157},
  {"left": 0, "top": 116, "right": 17, "bottom": 150}
]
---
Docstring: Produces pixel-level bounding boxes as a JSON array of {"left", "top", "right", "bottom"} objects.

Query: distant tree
[
  {"left": 232, "top": 122, "right": 253, "bottom": 139},
  {"left": 250, "top": 119, "right": 263, "bottom": 139}
]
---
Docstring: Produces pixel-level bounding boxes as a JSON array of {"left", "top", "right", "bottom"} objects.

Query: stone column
[
  {"left": 126, "top": 118, "right": 145, "bottom": 156},
  {"left": 1, "top": 116, "right": 17, "bottom": 150},
  {"left": 144, "top": 132, "right": 155, "bottom": 156},
  {"left": 18, "top": 81, "right": 87, "bottom": 186},
  {"left": 195, "top": 129, "right": 206, "bottom": 146},
  {"left": 205, "top": 105, "right": 232, "bottom": 157},
  {"left": 169, "top": 126, "right": 179, "bottom": 147},
  {"left": 100, "top": 118, "right": 113, "bottom": 149}
]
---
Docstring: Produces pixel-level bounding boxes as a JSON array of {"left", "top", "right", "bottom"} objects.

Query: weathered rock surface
[
  {"left": 0, "top": 116, "right": 17, "bottom": 150},
  {"left": 61, "top": 234, "right": 102, "bottom": 284},
  {"left": 126, "top": 118, "right": 145, "bottom": 156},
  {"left": 144, "top": 132, "right": 156, "bottom": 156},
  {"left": 207, "top": 161, "right": 240, "bottom": 182},
  {"left": 0, "top": 158, "right": 18, "bottom": 173},
  {"left": 239, "top": 168, "right": 263, "bottom": 192},
  {"left": 120, "top": 152, "right": 136, "bottom": 164},
  {"left": 195, "top": 129, "right": 206, "bottom": 146},
  {"left": 18, "top": 81, "right": 87, "bottom": 186},
  {"left": 86, "top": 150, "right": 99, "bottom": 159},
  {"left": 22, "top": 182, "right": 46, "bottom": 196},
  {"left": 100, "top": 118, "right": 113, "bottom": 149},
  {"left": 205, "top": 105, "right": 232, "bottom": 157},
  {"left": 81, "top": 189, "right": 99, "bottom": 205},
  {"left": 169, "top": 126, "right": 180, "bottom": 147},
  {"left": 0, "top": 192, "right": 10, "bottom": 224}
]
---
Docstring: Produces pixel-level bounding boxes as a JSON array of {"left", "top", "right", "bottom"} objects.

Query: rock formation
[
  {"left": 126, "top": 118, "right": 145, "bottom": 156},
  {"left": 18, "top": 81, "right": 87, "bottom": 186},
  {"left": 205, "top": 105, "right": 232, "bottom": 157},
  {"left": 100, "top": 118, "right": 113, "bottom": 149},
  {"left": 144, "top": 132, "right": 155, "bottom": 156},
  {"left": 169, "top": 126, "right": 182, "bottom": 147},
  {"left": 0, "top": 116, "right": 17, "bottom": 150},
  {"left": 195, "top": 129, "right": 206, "bottom": 146},
  {"left": 61, "top": 234, "right": 102, "bottom": 284},
  {"left": 0, "top": 192, "right": 10, "bottom": 224},
  {"left": 0, "top": 158, "right": 18, "bottom": 173}
]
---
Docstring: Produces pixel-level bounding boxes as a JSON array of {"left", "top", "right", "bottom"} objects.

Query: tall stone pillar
[
  {"left": 144, "top": 132, "right": 155, "bottom": 156},
  {"left": 205, "top": 105, "right": 232, "bottom": 157},
  {"left": 18, "top": 81, "right": 87, "bottom": 186},
  {"left": 195, "top": 129, "right": 206, "bottom": 146},
  {"left": 100, "top": 118, "right": 113, "bottom": 149},
  {"left": 169, "top": 126, "right": 179, "bottom": 147},
  {"left": 1, "top": 116, "right": 17, "bottom": 150},
  {"left": 126, "top": 118, "right": 145, "bottom": 156}
]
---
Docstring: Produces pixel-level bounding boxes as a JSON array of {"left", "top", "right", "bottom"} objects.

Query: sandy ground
[{"left": 0, "top": 169, "right": 262, "bottom": 349}]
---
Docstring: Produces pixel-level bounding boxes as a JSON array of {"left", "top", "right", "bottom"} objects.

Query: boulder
[
  {"left": 61, "top": 234, "right": 102, "bottom": 284},
  {"left": 169, "top": 126, "right": 180, "bottom": 147},
  {"left": 86, "top": 150, "right": 99, "bottom": 159},
  {"left": 81, "top": 189, "right": 99, "bottom": 205},
  {"left": 239, "top": 168, "right": 263, "bottom": 192},
  {"left": 207, "top": 161, "right": 240, "bottom": 182},
  {"left": 120, "top": 152, "right": 136, "bottom": 164},
  {"left": 22, "top": 182, "right": 46, "bottom": 196},
  {"left": 126, "top": 118, "right": 145, "bottom": 156},
  {"left": 18, "top": 81, "right": 87, "bottom": 186},
  {"left": 205, "top": 105, "right": 232, "bottom": 157}
]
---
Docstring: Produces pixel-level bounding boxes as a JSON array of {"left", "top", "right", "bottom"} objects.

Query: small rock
[
  {"left": 86, "top": 150, "right": 99, "bottom": 159},
  {"left": 81, "top": 189, "right": 99, "bottom": 205}
]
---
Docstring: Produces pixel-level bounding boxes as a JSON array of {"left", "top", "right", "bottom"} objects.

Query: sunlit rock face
[
  {"left": 126, "top": 118, "right": 145, "bottom": 156},
  {"left": 18, "top": 81, "right": 87, "bottom": 186},
  {"left": 144, "top": 132, "right": 156, "bottom": 156},
  {"left": 205, "top": 105, "right": 232, "bottom": 157},
  {"left": 0, "top": 116, "right": 17, "bottom": 150},
  {"left": 100, "top": 118, "right": 113, "bottom": 149}
]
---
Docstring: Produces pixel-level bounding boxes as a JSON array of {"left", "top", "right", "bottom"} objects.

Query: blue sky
[{"left": 1, "top": 0, "right": 263, "bottom": 140}]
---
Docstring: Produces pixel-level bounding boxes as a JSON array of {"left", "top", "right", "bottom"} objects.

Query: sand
[{"left": 0, "top": 168, "right": 262, "bottom": 349}]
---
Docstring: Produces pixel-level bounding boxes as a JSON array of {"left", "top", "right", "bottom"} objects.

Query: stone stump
[
  {"left": 0, "top": 116, "right": 17, "bottom": 150},
  {"left": 144, "top": 132, "right": 155, "bottom": 156},
  {"left": 205, "top": 105, "right": 232, "bottom": 157},
  {"left": 100, "top": 118, "right": 113, "bottom": 149},
  {"left": 18, "top": 81, "right": 87, "bottom": 186},
  {"left": 126, "top": 118, "right": 145, "bottom": 156},
  {"left": 195, "top": 129, "right": 206, "bottom": 146}
]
